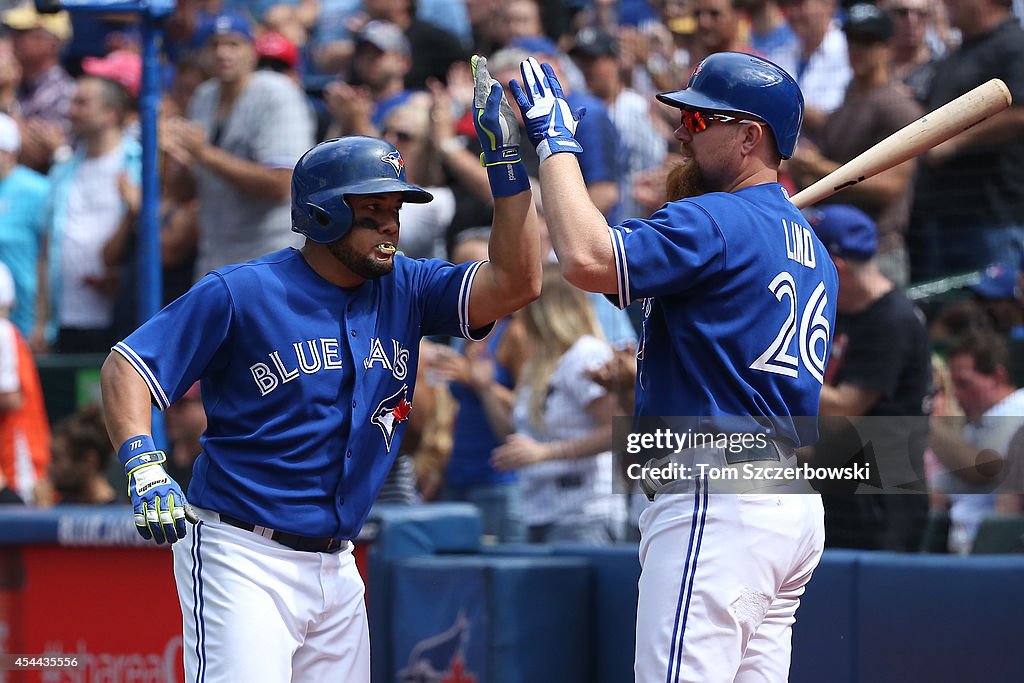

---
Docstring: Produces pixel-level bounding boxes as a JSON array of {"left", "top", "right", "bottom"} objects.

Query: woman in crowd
[{"left": 490, "top": 265, "right": 624, "bottom": 544}]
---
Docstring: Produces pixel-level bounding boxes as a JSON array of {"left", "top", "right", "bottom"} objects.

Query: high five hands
[{"left": 509, "top": 57, "right": 585, "bottom": 161}]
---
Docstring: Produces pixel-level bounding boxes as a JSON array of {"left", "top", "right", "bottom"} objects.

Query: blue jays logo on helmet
[
  {"left": 655, "top": 52, "right": 804, "bottom": 159},
  {"left": 382, "top": 151, "right": 405, "bottom": 176},
  {"left": 290, "top": 136, "right": 433, "bottom": 244}
]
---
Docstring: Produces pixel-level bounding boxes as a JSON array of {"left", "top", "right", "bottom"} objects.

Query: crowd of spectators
[{"left": 0, "top": 0, "right": 1022, "bottom": 553}]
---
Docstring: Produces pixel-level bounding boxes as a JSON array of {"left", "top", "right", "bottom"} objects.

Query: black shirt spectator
[
  {"left": 910, "top": 7, "right": 1024, "bottom": 280},
  {"left": 917, "top": 18, "right": 1024, "bottom": 227},
  {"left": 809, "top": 205, "right": 932, "bottom": 550}
]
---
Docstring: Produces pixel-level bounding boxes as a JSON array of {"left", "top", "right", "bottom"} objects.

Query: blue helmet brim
[
  {"left": 656, "top": 89, "right": 760, "bottom": 121},
  {"left": 335, "top": 177, "right": 434, "bottom": 204}
]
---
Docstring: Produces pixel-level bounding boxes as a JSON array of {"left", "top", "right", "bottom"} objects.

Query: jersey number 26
[{"left": 749, "top": 271, "right": 830, "bottom": 385}]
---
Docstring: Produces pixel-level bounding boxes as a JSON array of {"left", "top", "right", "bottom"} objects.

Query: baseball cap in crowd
[
  {"left": 569, "top": 27, "right": 618, "bottom": 59},
  {"left": 805, "top": 204, "right": 878, "bottom": 261},
  {"left": 82, "top": 50, "right": 142, "bottom": 98},
  {"left": 356, "top": 21, "right": 410, "bottom": 57},
  {"left": 971, "top": 261, "right": 1020, "bottom": 300},
  {"left": 0, "top": 113, "right": 20, "bottom": 154},
  {"left": 843, "top": 3, "right": 894, "bottom": 42},
  {"left": 0, "top": 261, "right": 15, "bottom": 310},
  {"left": 256, "top": 31, "right": 299, "bottom": 70},
  {"left": 194, "top": 11, "right": 255, "bottom": 46},
  {"left": 1, "top": 4, "right": 71, "bottom": 42}
]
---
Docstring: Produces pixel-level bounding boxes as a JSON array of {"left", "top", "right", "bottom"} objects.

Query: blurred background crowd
[{"left": 0, "top": 0, "right": 1021, "bottom": 556}]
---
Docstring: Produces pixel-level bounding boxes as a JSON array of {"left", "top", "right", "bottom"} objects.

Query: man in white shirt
[
  {"left": 36, "top": 74, "right": 138, "bottom": 353},
  {"left": 775, "top": 0, "right": 852, "bottom": 137},
  {"left": 930, "top": 330, "right": 1024, "bottom": 553},
  {"left": 160, "top": 12, "right": 314, "bottom": 278}
]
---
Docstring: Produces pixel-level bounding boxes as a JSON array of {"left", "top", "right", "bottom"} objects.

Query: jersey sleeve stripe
[
  {"left": 458, "top": 259, "right": 489, "bottom": 340},
  {"left": 112, "top": 342, "right": 171, "bottom": 411},
  {"left": 609, "top": 226, "right": 630, "bottom": 309}
]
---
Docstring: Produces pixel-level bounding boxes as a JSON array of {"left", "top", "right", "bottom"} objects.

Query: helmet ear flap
[
  {"left": 294, "top": 197, "right": 352, "bottom": 242},
  {"left": 308, "top": 203, "right": 331, "bottom": 227}
]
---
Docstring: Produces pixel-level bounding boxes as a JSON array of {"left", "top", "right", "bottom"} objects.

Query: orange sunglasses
[{"left": 680, "top": 110, "right": 759, "bottom": 134}]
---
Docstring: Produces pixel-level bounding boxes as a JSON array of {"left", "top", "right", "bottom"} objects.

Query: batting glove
[
  {"left": 471, "top": 55, "right": 531, "bottom": 198},
  {"left": 509, "top": 57, "right": 585, "bottom": 162},
  {"left": 118, "top": 435, "right": 196, "bottom": 544}
]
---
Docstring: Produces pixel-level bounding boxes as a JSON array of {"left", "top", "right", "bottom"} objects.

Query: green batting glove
[{"left": 471, "top": 54, "right": 531, "bottom": 197}]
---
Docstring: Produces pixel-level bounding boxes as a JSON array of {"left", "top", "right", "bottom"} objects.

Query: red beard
[{"left": 666, "top": 157, "right": 708, "bottom": 202}]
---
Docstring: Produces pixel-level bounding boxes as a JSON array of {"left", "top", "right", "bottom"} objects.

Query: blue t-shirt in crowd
[{"left": 0, "top": 166, "right": 49, "bottom": 335}]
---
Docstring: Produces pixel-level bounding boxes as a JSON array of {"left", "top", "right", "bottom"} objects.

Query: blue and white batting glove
[
  {"left": 118, "top": 435, "right": 196, "bottom": 544},
  {"left": 509, "top": 57, "right": 585, "bottom": 162},
  {"left": 471, "top": 54, "right": 531, "bottom": 198}
]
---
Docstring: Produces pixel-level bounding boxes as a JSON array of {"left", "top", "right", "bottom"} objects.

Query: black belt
[{"left": 219, "top": 514, "right": 347, "bottom": 553}]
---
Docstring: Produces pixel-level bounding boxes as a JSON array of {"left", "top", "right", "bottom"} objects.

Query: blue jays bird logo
[
  {"left": 397, "top": 612, "right": 476, "bottom": 683},
  {"left": 371, "top": 384, "right": 412, "bottom": 452},
  {"left": 382, "top": 151, "right": 405, "bottom": 177}
]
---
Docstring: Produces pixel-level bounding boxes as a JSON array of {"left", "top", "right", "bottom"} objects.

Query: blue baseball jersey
[
  {"left": 608, "top": 183, "right": 839, "bottom": 447},
  {"left": 114, "top": 248, "right": 491, "bottom": 538}
]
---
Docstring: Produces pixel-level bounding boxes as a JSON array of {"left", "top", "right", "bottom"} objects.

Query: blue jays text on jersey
[
  {"left": 607, "top": 183, "right": 839, "bottom": 447},
  {"left": 249, "top": 335, "right": 411, "bottom": 396},
  {"left": 113, "top": 248, "right": 491, "bottom": 539}
]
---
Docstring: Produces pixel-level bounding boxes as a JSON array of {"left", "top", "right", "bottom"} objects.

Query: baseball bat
[{"left": 790, "top": 78, "right": 1013, "bottom": 209}]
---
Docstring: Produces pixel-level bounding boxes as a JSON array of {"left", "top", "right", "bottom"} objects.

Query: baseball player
[
  {"left": 508, "top": 52, "right": 838, "bottom": 681},
  {"left": 98, "top": 56, "right": 540, "bottom": 682}
]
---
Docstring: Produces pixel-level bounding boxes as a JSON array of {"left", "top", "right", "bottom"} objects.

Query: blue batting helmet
[
  {"left": 291, "top": 136, "right": 433, "bottom": 244},
  {"left": 656, "top": 52, "right": 804, "bottom": 159}
]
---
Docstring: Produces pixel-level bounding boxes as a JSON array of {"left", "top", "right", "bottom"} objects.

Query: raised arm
[
  {"left": 539, "top": 154, "right": 617, "bottom": 293},
  {"left": 467, "top": 192, "right": 542, "bottom": 328},
  {"left": 510, "top": 58, "right": 618, "bottom": 295},
  {"left": 464, "top": 56, "right": 543, "bottom": 329}
]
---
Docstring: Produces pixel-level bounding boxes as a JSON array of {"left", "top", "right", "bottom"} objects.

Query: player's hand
[
  {"left": 471, "top": 54, "right": 530, "bottom": 197},
  {"left": 119, "top": 435, "right": 197, "bottom": 544},
  {"left": 472, "top": 54, "right": 520, "bottom": 165},
  {"left": 509, "top": 57, "right": 585, "bottom": 161}
]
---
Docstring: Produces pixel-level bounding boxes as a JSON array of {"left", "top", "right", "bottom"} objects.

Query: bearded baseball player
[
  {"left": 99, "top": 56, "right": 540, "bottom": 682},
  {"left": 509, "top": 52, "right": 838, "bottom": 681}
]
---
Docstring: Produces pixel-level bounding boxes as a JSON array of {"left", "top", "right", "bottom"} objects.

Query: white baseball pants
[
  {"left": 635, "top": 484, "right": 824, "bottom": 683},
  {"left": 171, "top": 507, "right": 369, "bottom": 682}
]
